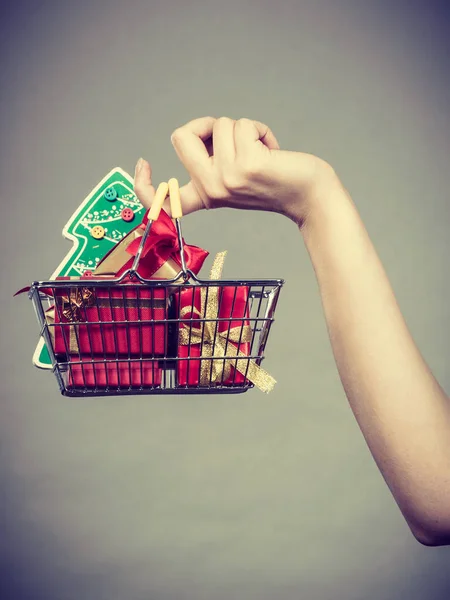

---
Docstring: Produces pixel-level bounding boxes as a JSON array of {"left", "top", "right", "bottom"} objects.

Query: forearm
[{"left": 300, "top": 174, "right": 450, "bottom": 545}]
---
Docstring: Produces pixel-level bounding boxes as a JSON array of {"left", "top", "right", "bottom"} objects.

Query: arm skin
[
  {"left": 299, "top": 172, "right": 450, "bottom": 546},
  {"left": 134, "top": 118, "right": 449, "bottom": 546}
]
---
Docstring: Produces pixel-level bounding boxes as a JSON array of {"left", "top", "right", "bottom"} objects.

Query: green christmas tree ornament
[{"left": 33, "top": 168, "right": 144, "bottom": 369}]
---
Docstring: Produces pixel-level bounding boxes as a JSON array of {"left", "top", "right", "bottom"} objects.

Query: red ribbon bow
[{"left": 102, "top": 208, "right": 209, "bottom": 279}]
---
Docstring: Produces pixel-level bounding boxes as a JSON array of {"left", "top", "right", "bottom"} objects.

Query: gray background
[{"left": 2, "top": 1, "right": 450, "bottom": 598}]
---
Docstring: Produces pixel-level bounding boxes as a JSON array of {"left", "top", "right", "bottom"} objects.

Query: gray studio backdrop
[{"left": 2, "top": 1, "right": 449, "bottom": 599}]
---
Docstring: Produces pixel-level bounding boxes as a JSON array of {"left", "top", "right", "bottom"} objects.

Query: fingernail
[{"left": 135, "top": 157, "right": 144, "bottom": 176}]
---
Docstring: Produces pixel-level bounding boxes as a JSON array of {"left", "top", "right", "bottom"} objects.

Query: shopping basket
[{"left": 26, "top": 178, "right": 283, "bottom": 396}]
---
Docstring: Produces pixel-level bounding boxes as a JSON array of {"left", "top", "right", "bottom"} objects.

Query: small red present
[
  {"left": 67, "top": 360, "right": 162, "bottom": 389},
  {"left": 174, "top": 252, "right": 277, "bottom": 393},
  {"left": 50, "top": 281, "right": 169, "bottom": 357},
  {"left": 175, "top": 284, "right": 252, "bottom": 387}
]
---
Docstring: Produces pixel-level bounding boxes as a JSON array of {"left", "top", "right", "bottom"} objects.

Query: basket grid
[{"left": 30, "top": 278, "right": 282, "bottom": 396}]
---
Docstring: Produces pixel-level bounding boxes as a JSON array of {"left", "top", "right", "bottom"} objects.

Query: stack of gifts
[{"left": 17, "top": 198, "right": 276, "bottom": 393}]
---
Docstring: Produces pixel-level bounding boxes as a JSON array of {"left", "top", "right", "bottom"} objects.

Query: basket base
[
  {"left": 61, "top": 386, "right": 252, "bottom": 397},
  {"left": 54, "top": 360, "right": 254, "bottom": 397}
]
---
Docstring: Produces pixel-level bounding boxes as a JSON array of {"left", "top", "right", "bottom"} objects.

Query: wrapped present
[
  {"left": 176, "top": 284, "right": 251, "bottom": 386},
  {"left": 66, "top": 360, "right": 162, "bottom": 389},
  {"left": 174, "top": 252, "right": 276, "bottom": 393},
  {"left": 48, "top": 280, "right": 169, "bottom": 357}
]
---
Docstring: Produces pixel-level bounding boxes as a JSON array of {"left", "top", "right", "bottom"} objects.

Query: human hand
[{"left": 134, "top": 116, "right": 337, "bottom": 226}]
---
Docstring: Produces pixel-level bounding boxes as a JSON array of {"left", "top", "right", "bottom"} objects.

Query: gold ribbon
[
  {"left": 45, "top": 308, "right": 80, "bottom": 353},
  {"left": 178, "top": 252, "right": 276, "bottom": 393},
  {"left": 61, "top": 287, "right": 95, "bottom": 321}
]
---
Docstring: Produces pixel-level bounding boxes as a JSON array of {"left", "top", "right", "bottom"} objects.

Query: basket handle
[
  {"left": 130, "top": 181, "right": 169, "bottom": 276},
  {"left": 168, "top": 177, "right": 183, "bottom": 218},
  {"left": 148, "top": 181, "right": 169, "bottom": 221},
  {"left": 168, "top": 178, "right": 188, "bottom": 277}
]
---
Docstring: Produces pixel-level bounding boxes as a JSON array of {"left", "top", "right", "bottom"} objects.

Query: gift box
[
  {"left": 175, "top": 284, "right": 252, "bottom": 387},
  {"left": 49, "top": 281, "right": 169, "bottom": 357},
  {"left": 173, "top": 252, "right": 277, "bottom": 393},
  {"left": 66, "top": 360, "right": 162, "bottom": 389}
]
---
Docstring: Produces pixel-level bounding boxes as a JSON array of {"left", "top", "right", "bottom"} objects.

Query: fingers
[
  {"left": 135, "top": 116, "right": 280, "bottom": 219},
  {"left": 133, "top": 158, "right": 155, "bottom": 210},
  {"left": 234, "top": 118, "right": 280, "bottom": 156},
  {"left": 171, "top": 116, "right": 216, "bottom": 181},
  {"left": 253, "top": 120, "right": 280, "bottom": 150},
  {"left": 172, "top": 116, "right": 217, "bottom": 142},
  {"left": 212, "top": 117, "right": 236, "bottom": 165}
]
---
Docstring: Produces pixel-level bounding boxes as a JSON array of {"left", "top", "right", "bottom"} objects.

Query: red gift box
[
  {"left": 51, "top": 281, "right": 169, "bottom": 357},
  {"left": 174, "top": 285, "right": 252, "bottom": 387},
  {"left": 67, "top": 360, "right": 162, "bottom": 389}
]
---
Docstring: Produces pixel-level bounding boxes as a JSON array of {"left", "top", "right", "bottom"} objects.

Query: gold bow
[
  {"left": 60, "top": 287, "right": 95, "bottom": 321},
  {"left": 178, "top": 252, "right": 276, "bottom": 393}
]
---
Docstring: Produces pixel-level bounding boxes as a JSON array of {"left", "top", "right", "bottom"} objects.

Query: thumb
[
  {"left": 178, "top": 180, "right": 206, "bottom": 216},
  {"left": 134, "top": 158, "right": 205, "bottom": 216},
  {"left": 133, "top": 158, "right": 156, "bottom": 210},
  {"left": 159, "top": 180, "right": 205, "bottom": 217}
]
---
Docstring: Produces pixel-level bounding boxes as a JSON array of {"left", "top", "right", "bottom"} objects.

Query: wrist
[
  {"left": 280, "top": 158, "right": 340, "bottom": 225},
  {"left": 291, "top": 165, "right": 349, "bottom": 232},
  {"left": 299, "top": 176, "right": 362, "bottom": 266}
]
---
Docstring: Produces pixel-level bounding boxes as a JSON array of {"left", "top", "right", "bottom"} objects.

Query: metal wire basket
[{"left": 27, "top": 179, "right": 283, "bottom": 396}]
